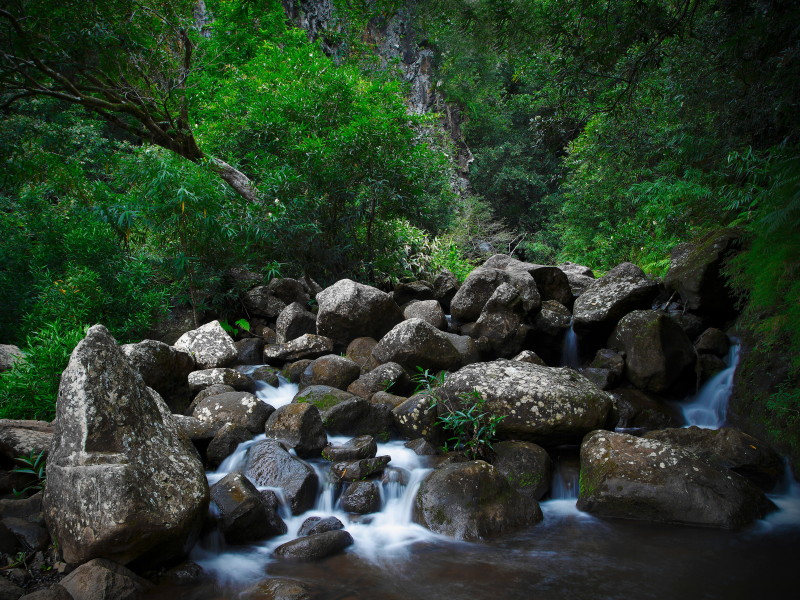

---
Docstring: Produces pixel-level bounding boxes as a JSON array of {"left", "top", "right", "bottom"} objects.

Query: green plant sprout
[
  {"left": 431, "top": 389, "right": 505, "bottom": 461},
  {"left": 11, "top": 449, "right": 46, "bottom": 496}
]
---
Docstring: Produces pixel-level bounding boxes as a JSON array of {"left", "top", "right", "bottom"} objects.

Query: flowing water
[
  {"left": 560, "top": 321, "right": 580, "bottom": 368},
  {"left": 147, "top": 358, "right": 800, "bottom": 599},
  {"left": 681, "top": 341, "right": 740, "bottom": 428}
]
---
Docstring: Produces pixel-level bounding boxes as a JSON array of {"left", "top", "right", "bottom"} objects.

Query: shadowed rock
[{"left": 316, "top": 279, "right": 404, "bottom": 345}]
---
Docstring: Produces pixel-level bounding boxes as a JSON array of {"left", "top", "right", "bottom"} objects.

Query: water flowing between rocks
[{"left": 147, "top": 359, "right": 800, "bottom": 599}]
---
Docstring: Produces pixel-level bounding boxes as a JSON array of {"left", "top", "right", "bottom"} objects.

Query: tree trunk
[{"left": 208, "top": 157, "right": 259, "bottom": 203}]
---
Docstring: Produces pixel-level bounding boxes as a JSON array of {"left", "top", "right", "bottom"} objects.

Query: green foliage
[
  {"left": 411, "top": 366, "right": 447, "bottom": 395},
  {"left": 431, "top": 389, "right": 505, "bottom": 460},
  {"left": 11, "top": 449, "right": 47, "bottom": 497}
]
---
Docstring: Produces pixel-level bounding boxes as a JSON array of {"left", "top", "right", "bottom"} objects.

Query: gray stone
[
  {"left": 269, "top": 278, "right": 311, "bottom": 306},
  {"left": 591, "top": 349, "right": 625, "bottom": 380},
  {"left": 393, "top": 281, "right": 435, "bottom": 306},
  {"left": 581, "top": 367, "right": 616, "bottom": 390},
  {"left": 0, "top": 420, "right": 53, "bottom": 465},
  {"left": 491, "top": 441, "right": 553, "bottom": 500},
  {"left": 264, "top": 334, "right": 334, "bottom": 364},
  {"left": 347, "top": 362, "right": 410, "bottom": 400},
  {"left": 242, "top": 286, "right": 286, "bottom": 319},
  {"left": 404, "top": 438, "right": 440, "bottom": 456},
  {"left": 393, "top": 394, "right": 443, "bottom": 446},
  {"left": 58, "top": 558, "right": 153, "bottom": 600},
  {"left": 245, "top": 439, "right": 318, "bottom": 515},
  {"left": 299, "top": 355, "right": 360, "bottom": 391},
  {"left": 371, "top": 319, "right": 465, "bottom": 372},
  {"left": 450, "top": 264, "right": 540, "bottom": 323},
  {"left": 157, "top": 560, "right": 205, "bottom": 586},
  {"left": 174, "top": 321, "right": 238, "bottom": 369},
  {"left": 433, "top": 270, "right": 460, "bottom": 312},
  {"left": 316, "top": 279, "right": 404, "bottom": 345},
  {"left": 345, "top": 337, "right": 378, "bottom": 369},
  {"left": 0, "top": 345, "right": 24, "bottom": 373},
  {"left": 18, "top": 586, "right": 72, "bottom": 600},
  {"left": 322, "top": 436, "right": 377, "bottom": 461},
  {"left": 321, "top": 398, "right": 393, "bottom": 443},
  {"left": 193, "top": 392, "right": 273, "bottom": 434},
  {"left": 276, "top": 302, "right": 318, "bottom": 344},
  {"left": 272, "top": 530, "right": 354, "bottom": 561},
  {"left": 297, "top": 516, "right": 344, "bottom": 537},
  {"left": 292, "top": 385, "right": 356, "bottom": 412},
  {"left": 188, "top": 368, "right": 256, "bottom": 394},
  {"left": 2, "top": 517, "right": 48, "bottom": 552},
  {"left": 340, "top": 481, "right": 381, "bottom": 514},
  {"left": 234, "top": 338, "right": 266, "bottom": 365},
  {"left": 210, "top": 472, "right": 286, "bottom": 544},
  {"left": 264, "top": 403, "right": 327, "bottom": 458},
  {"left": 512, "top": 350, "right": 547, "bottom": 366},
  {"left": 279, "top": 360, "right": 314, "bottom": 384},
  {"left": 471, "top": 283, "right": 529, "bottom": 359},
  {"left": 329, "top": 456, "right": 391, "bottom": 483},
  {"left": 404, "top": 300, "right": 447, "bottom": 330},
  {"left": 611, "top": 388, "right": 685, "bottom": 430},
  {"left": 184, "top": 384, "right": 235, "bottom": 416},
  {"left": 206, "top": 423, "right": 252, "bottom": 469},
  {"left": 371, "top": 391, "right": 407, "bottom": 409},
  {"left": 120, "top": 340, "right": 195, "bottom": 412},
  {"left": 250, "top": 365, "right": 280, "bottom": 387},
  {"left": 694, "top": 328, "right": 731, "bottom": 357},
  {"left": 442, "top": 332, "right": 482, "bottom": 367},
  {"left": 668, "top": 310, "right": 707, "bottom": 342},
  {"left": 243, "top": 577, "right": 311, "bottom": 600}
]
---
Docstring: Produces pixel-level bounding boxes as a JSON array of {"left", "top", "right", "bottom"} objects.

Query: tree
[{"left": 0, "top": 0, "right": 258, "bottom": 201}]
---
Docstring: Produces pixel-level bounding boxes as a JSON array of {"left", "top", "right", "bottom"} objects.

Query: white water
[
  {"left": 681, "top": 342, "right": 740, "bottom": 428},
  {"left": 560, "top": 321, "right": 580, "bottom": 368}
]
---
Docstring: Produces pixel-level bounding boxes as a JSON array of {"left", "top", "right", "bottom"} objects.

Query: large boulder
[
  {"left": 297, "top": 516, "right": 345, "bottom": 536},
  {"left": 58, "top": 558, "right": 153, "bottom": 600},
  {"left": 393, "top": 394, "right": 443, "bottom": 446},
  {"left": 276, "top": 302, "right": 317, "bottom": 344},
  {"left": 433, "top": 270, "right": 460, "bottom": 313},
  {"left": 558, "top": 262, "right": 596, "bottom": 297},
  {"left": 443, "top": 332, "right": 481, "bottom": 367},
  {"left": 242, "top": 286, "right": 286, "bottom": 319},
  {"left": 491, "top": 441, "right": 553, "bottom": 500},
  {"left": 577, "top": 431, "right": 775, "bottom": 528},
  {"left": 329, "top": 456, "right": 391, "bottom": 483},
  {"left": 264, "top": 403, "right": 327, "bottom": 458},
  {"left": 608, "top": 310, "right": 696, "bottom": 393},
  {"left": 245, "top": 439, "right": 318, "bottom": 515},
  {"left": 642, "top": 427, "right": 783, "bottom": 491},
  {"left": 404, "top": 300, "right": 447, "bottom": 331},
  {"left": 339, "top": 481, "right": 381, "bottom": 514},
  {"left": 322, "top": 436, "right": 377, "bottom": 462},
  {"left": 482, "top": 257, "right": 571, "bottom": 307},
  {"left": 663, "top": 229, "right": 743, "bottom": 321},
  {"left": 0, "top": 345, "right": 24, "bottom": 373},
  {"left": 470, "top": 283, "right": 529, "bottom": 359},
  {"left": 528, "top": 300, "right": 572, "bottom": 363},
  {"left": 572, "top": 263, "right": 659, "bottom": 337},
  {"left": 269, "top": 277, "right": 310, "bottom": 307},
  {"left": 264, "top": 334, "right": 334, "bottom": 364},
  {"left": 272, "top": 530, "right": 353, "bottom": 561},
  {"left": 345, "top": 337, "right": 378, "bottom": 369},
  {"left": 299, "top": 355, "right": 361, "bottom": 391},
  {"left": 120, "top": 340, "right": 195, "bottom": 412},
  {"left": 279, "top": 360, "right": 314, "bottom": 383},
  {"left": 206, "top": 423, "right": 252, "bottom": 469},
  {"left": 292, "top": 385, "right": 356, "bottom": 412},
  {"left": 174, "top": 321, "right": 237, "bottom": 369},
  {"left": 210, "top": 471, "right": 286, "bottom": 544},
  {"left": 610, "top": 389, "right": 684, "bottom": 431},
  {"left": 393, "top": 281, "right": 435, "bottom": 307},
  {"left": 0, "top": 420, "right": 53, "bottom": 465},
  {"left": 315, "top": 279, "right": 404, "bottom": 345},
  {"left": 413, "top": 461, "right": 543, "bottom": 540},
  {"left": 188, "top": 368, "right": 256, "bottom": 394},
  {"left": 371, "top": 319, "right": 465, "bottom": 372},
  {"left": 234, "top": 338, "right": 266, "bottom": 366},
  {"left": 321, "top": 398, "right": 393, "bottom": 443},
  {"left": 694, "top": 328, "right": 730, "bottom": 357},
  {"left": 43, "top": 325, "right": 209, "bottom": 568},
  {"left": 192, "top": 392, "right": 274, "bottom": 434},
  {"left": 347, "top": 363, "right": 410, "bottom": 400},
  {"left": 437, "top": 360, "right": 612, "bottom": 447},
  {"left": 450, "top": 263, "right": 540, "bottom": 323}
]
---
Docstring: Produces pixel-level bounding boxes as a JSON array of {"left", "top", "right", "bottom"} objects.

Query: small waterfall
[
  {"left": 681, "top": 342, "right": 740, "bottom": 429},
  {"left": 560, "top": 320, "right": 580, "bottom": 368}
]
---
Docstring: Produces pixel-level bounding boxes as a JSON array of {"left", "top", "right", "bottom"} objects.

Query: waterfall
[
  {"left": 560, "top": 320, "right": 580, "bottom": 368},
  {"left": 681, "top": 342, "right": 740, "bottom": 429}
]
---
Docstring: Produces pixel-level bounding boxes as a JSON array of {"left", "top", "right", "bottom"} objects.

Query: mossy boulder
[{"left": 491, "top": 441, "right": 553, "bottom": 500}]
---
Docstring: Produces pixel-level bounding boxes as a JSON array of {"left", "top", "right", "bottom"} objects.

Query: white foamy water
[{"left": 681, "top": 342, "right": 740, "bottom": 428}]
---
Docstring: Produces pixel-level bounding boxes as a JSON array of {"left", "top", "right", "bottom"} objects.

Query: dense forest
[{"left": 0, "top": 0, "right": 798, "bottom": 455}]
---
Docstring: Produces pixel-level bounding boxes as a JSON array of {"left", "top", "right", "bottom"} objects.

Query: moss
[
  {"left": 431, "top": 507, "right": 451, "bottom": 526},
  {"left": 508, "top": 472, "right": 543, "bottom": 488}
]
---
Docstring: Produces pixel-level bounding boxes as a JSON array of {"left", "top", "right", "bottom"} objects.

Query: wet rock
[
  {"left": 0, "top": 420, "right": 53, "bottom": 465},
  {"left": 321, "top": 398, "right": 393, "bottom": 442},
  {"left": 450, "top": 264, "right": 540, "bottom": 323},
  {"left": 316, "top": 279, "right": 404, "bottom": 345},
  {"left": 371, "top": 319, "right": 465, "bottom": 372},
  {"left": 404, "top": 300, "right": 447, "bottom": 331},
  {"left": 668, "top": 310, "right": 707, "bottom": 342},
  {"left": 58, "top": 558, "right": 153, "bottom": 600},
  {"left": 611, "top": 388, "right": 685, "bottom": 430},
  {"left": 529, "top": 300, "right": 572, "bottom": 362},
  {"left": 393, "top": 394, "right": 443, "bottom": 445},
  {"left": 577, "top": 431, "right": 775, "bottom": 528},
  {"left": 433, "top": 269, "right": 460, "bottom": 313},
  {"left": 413, "top": 461, "right": 543, "bottom": 540},
  {"left": 121, "top": 340, "right": 194, "bottom": 413},
  {"left": 471, "top": 283, "right": 529, "bottom": 359},
  {"left": 246, "top": 439, "right": 318, "bottom": 515},
  {"left": 382, "top": 467, "right": 412, "bottom": 485},
  {"left": 581, "top": 367, "right": 616, "bottom": 390},
  {"left": 184, "top": 384, "right": 235, "bottom": 416},
  {"left": 393, "top": 281, "right": 435, "bottom": 307},
  {"left": 272, "top": 530, "right": 354, "bottom": 561},
  {"left": 174, "top": 321, "right": 238, "bottom": 369},
  {"left": 279, "top": 360, "right": 314, "bottom": 383},
  {"left": 608, "top": 310, "right": 696, "bottom": 393},
  {"left": 210, "top": 472, "right": 287, "bottom": 544},
  {"left": 699, "top": 353, "right": 728, "bottom": 382},
  {"left": 591, "top": 349, "right": 625, "bottom": 380},
  {"left": 193, "top": 392, "right": 274, "bottom": 434},
  {"left": 512, "top": 350, "right": 546, "bottom": 366},
  {"left": 264, "top": 403, "right": 327, "bottom": 458},
  {"left": 299, "top": 355, "right": 360, "bottom": 391},
  {"left": 188, "top": 368, "right": 256, "bottom": 394},
  {"left": 0, "top": 345, "right": 24, "bottom": 373},
  {"left": 329, "top": 456, "right": 391, "bottom": 483},
  {"left": 251, "top": 365, "right": 280, "bottom": 387},
  {"left": 643, "top": 427, "right": 783, "bottom": 491},
  {"left": 206, "top": 423, "right": 252, "bottom": 469},
  {"left": 43, "top": 325, "right": 208, "bottom": 568},
  {"left": 234, "top": 338, "right": 266, "bottom": 366},
  {"left": 340, "top": 481, "right": 381, "bottom": 514},
  {"left": 572, "top": 263, "right": 659, "bottom": 337},
  {"left": 269, "top": 278, "right": 311, "bottom": 307},
  {"left": 491, "top": 441, "right": 553, "bottom": 500},
  {"left": 404, "top": 438, "right": 440, "bottom": 456},
  {"left": 264, "top": 334, "right": 334, "bottom": 364},
  {"left": 694, "top": 328, "right": 731, "bottom": 357},
  {"left": 370, "top": 391, "right": 407, "bottom": 409},
  {"left": 322, "top": 436, "right": 377, "bottom": 461},
  {"left": 242, "top": 286, "right": 286, "bottom": 319},
  {"left": 157, "top": 560, "right": 205, "bottom": 586},
  {"left": 663, "top": 229, "right": 743, "bottom": 321},
  {"left": 243, "top": 578, "right": 311, "bottom": 600},
  {"left": 297, "top": 516, "right": 344, "bottom": 536},
  {"left": 276, "top": 302, "right": 317, "bottom": 344},
  {"left": 2, "top": 517, "right": 49, "bottom": 552},
  {"left": 437, "top": 360, "right": 613, "bottom": 447},
  {"left": 347, "top": 362, "right": 410, "bottom": 400},
  {"left": 345, "top": 337, "right": 378, "bottom": 369}
]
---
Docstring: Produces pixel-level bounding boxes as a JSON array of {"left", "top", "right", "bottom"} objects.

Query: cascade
[
  {"left": 560, "top": 320, "right": 580, "bottom": 368},
  {"left": 681, "top": 341, "right": 740, "bottom": 428}
]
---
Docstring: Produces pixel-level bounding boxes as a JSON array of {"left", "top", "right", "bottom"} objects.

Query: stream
[{"left": 147, "top": 358, "right": 800, "bottom": 599}]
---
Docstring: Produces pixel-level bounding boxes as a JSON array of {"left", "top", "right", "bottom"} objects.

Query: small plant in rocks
[
  {"left": 411, "top": 366, "right": 447, "bottom": 395},
  {"left": 11, "top": 449, "right": 46, "bottom": 496},
  {"left": 431, "top": 389, "right": 505, "bottom": 460}
]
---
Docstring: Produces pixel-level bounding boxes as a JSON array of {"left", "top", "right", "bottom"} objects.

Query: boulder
[
  {"left": 193, "top": 392, "right": 274, "bottom": 434},
  {"left": 272, "top": 530, "right": 354, "bottom": 561},
  {"left": 279, "top": 360, "right": 314, "bottom": 384},
  {"left": 2, "top": 517, "right": 49, "bottom": 552},
  {"left": 667, "top": 310, "right": 707, "bottom": 342},
  {"left": 663, "top": 229, "right": 743, "bottom": 321},
  {"left": 264, "top": 403, "right": 327, "bottom": 458},
  {"left": 206, "top": 423, "right": 252, "bottom": 469},
  {"left": 243, "top": 578, "right": 311, "bottom": 600},
  {"left": 321, "top": 398, "right": 393, "bottom": 442},
  {"left": 433, "top": 270, "right": 460, "bottom": 313},
  {"left": 437, "top": 360, "right": 612, "bottom": 447},
  {"left": 184, "top": 384, "right": 235, "bottom": 416},
  {"left": 371, "top": 319, "right": 465, "bottom": 372},
  {"left": 491, "top": 441, "right": 553, "bottom": 500},
  {"left": 611, "top": 388, "right": 685, "bottom": 430},
  {"left": 58, "top": 558, "right": 153, "bottom": 600},
  {"left": 371, "top": 391, "right": 407, "bottom": 409},
  {"left": 443, "top": 332, "right": 481, "bottom": 367},
  {"left": 297, "top": 516, "right": 344, "bottom": 536},
  {"left": 0, "top": 577, "right": 24, "bottom": 599},
  {"left": 347, "top": 362, "right": 410, "bottom": 400},
  {"left": 329, "top": 456, "right": 391, "bottom": 483},
  {"left": 508, "top": 262, "right": 572, "bottom": 307},
  {"left": 577, "top": 431, "right": 775, "bottom": 528},
  {"left": 529, "top": 300, "right": 572, "bottom": 362},
  {"left": 245, "top": 439, "right": 318, "bottom": 515},
  {"left": 699, "top": 353, "right": 728, "bottom": 382},
  {"left": 322, "top": 436, "right": 377, "bottom": 462},
  {"left": 404, "top": 300, "right": 447, "bottom": 331},
  {"left": 340, "top": 481, "right": 381, "bottom": 514},
  {"left": 608, "top": 310, "right": 696, "bottom": 393},
  {"left": 172, "top": 415, "right": 222, "bottom": 449},
  {"left": 292, "top": 385, "right": 356, "bottom": 412},
  {"left": 470, "top": 283, "right": 529, "bottom": 359},
  {"left": 264, "top": 334, "right": 334, "bottom": 364},
  {"left": 512, "top": 350, "right": 546, "bottom": 366},
  {"left": 224, "top": 267, "right": 262, "bottom": 290},
  {"left": 0, "top": 492, "right": 42, "bottom": 520},
  {"left": 156, "top": 560, "right": 205, "bottom": 586},
  {"left": 404, "top": 438, "right": 440, "bottom": 456},
  {"left": 558, "top": 262, "right": 596, "bottom": 297},
  {"left": 299, "top": 355, "right": 360, "bottom": 391},
  {"left": 251, "top": 365, "right": 280, "bottom": 387},
  {"left": 572, "top": 263, "right": 659, "bottom": 336},
  {"left": 345, "top": 337, "right": 378, "bottom": 369},
  {"left": 188, "top": 368, "right": 256, "bottom": 394},
  {"left": 591, "top": 349, "right": 625, "bottom": 380},
  {"left": 694, "top": 328, "right": 731, "bottom": 357},
  {"left": 393, "top": 281, "right": 435, "bottom": 307},
  {"left": 210, "top": 472, "right": 286, "bottom": 544},
  {"left": 581, "top": 368, "right": 616, "bottom": 391},
  {"left": 242, "top": 286, "right": 286, "bottom": 319},
  {"left": 316, "top": 279, "right": 404, "bottom": 345},
  {"left": 450, "top": 264, "right": 540, "bottom": 323},
  {"left": 0, "top": 420, "right": 53, "bottom": 465},
  {"left": 234, "top": 338, "right": 265, "bottom": 366},
  {"left": 642, "top": 427, "right": 783, "bottom": 491},
  {"left": 0, "top": 345, "right": 24, "bottom": 373},
  {"left": 393, "top": 394, "right": 443, "bottom": 446},
  {"left": 269, "top": 278, "right": 310, "bottom": 306},
  {"left": 43, "top": 325, "right": 208, "bottom": 568},
  {"left": 174, "top": 321, "right": 238, "bottom": 369},
  {"left": 276, "top": 302, "right": 318, "bottom": 344},
  {"left": 558, "top": 262, "right": 594, "bottom": 279},
  {"left": 413, "top": 461, "right": 543, "bottom": 540},
  {"left": 120, "top": 340, "right": 195, "bottom": 413},
  {"left": 19, "top": 587, "right": 72, "bottom": 600}
]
